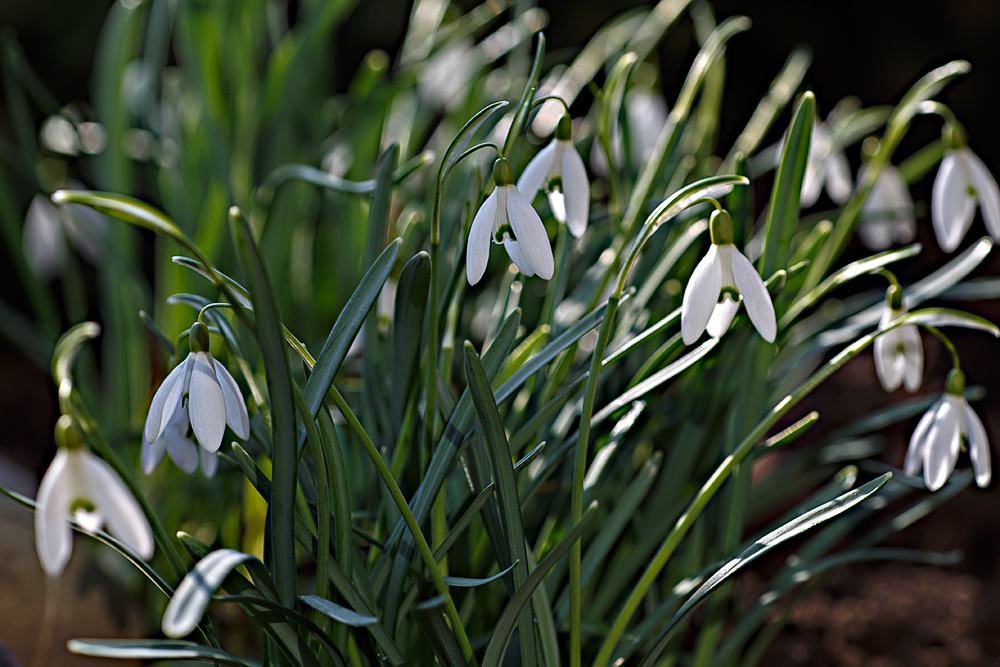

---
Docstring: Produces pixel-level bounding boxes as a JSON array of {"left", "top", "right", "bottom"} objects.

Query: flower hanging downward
[
  {"left": 467, "top": 157, "right": 554, "bottom": 285},
  {"left": 36, "top": 416, "right": 154, "bottom": 577},
  {"left": 517, "top": 113, "right": 590, "bottom": 237},
  {"left": 801, "top": 121, "right": 852, "bottom": 208},
  {"left": 873, "top": 285, "right": 922, "bottom": 392},
  {"left": 858, "top": 163, "right": 916, "bottom": 251},
  {"left": 142, "top": 322, "right": 249, "bottom": 476},
  {"left": 681, "top": 209, "right": 776, "bottom": 345},
  {"left": 931, "top": 124, "right": 1000, "bottom": 252},
  {"left": 905, "top": 369, "right": 990, "bottom": 491}
]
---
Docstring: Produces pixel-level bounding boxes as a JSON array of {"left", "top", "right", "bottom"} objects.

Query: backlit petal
[
  {"left": 214, "top": 359, "right": 249, "bottom": 439},
  {"left": 35, "top": 449, "right": 74, "bottom": 576},
  {"left": 962, "top": 147, "right": 1000, "bottom": 239},
  {"left": 964, "top": 402, "right": 991, "bottom": 488},
  {"left": 873, "top": 328, "right": 903, "bottom": 392},
  {"left": 23, "top": 195, "right": 67, "bottom": 281},
  {"left": 506, "top": 186, "right": 554, "bottom": 279},
  {"left": 503, "top": 239, "right": 535, "bottom": 276},
  {"left": 905, "top": 399, "right": 939, "bottom": 476},
  {"left": 825, "top": 150, "right": 852, "bottom": 204},
  {"left": 466, "top": 189, "right": 498, "bottom": 285},
  {"left": 932, "top": 151, "right": 976, "bottom": 252},
  {"left": 82, "top": 452, "right": 154, "bottom": 559},
  {"left": 561, "top": 142, "right": 590, "bottom": 237},
  {"left": 189, "top": 352, "right": 227, "bottom": 453},
  {"left": 144, "top": 354, "right": 192, "bottom": 444},
  {"left": 516, "top": 141, "right": 556, "bottom": 204},
  {"left": 200, "top": 448, "right": 219, "bottom": 479},
  {"left": 923, "top": 397, "right": 961, "bottom": 491},
  {"left": 730, "top": 246, "right": 776, "bottom": 343},
  {"left": 681, "top": 246, "right": 722, "bottom": 345},
  {"left": 900, "top": 324, "right": 923, "bottom": 392},
  {"left": 706, "top": 294, "right": 740, "bottom": 338}
]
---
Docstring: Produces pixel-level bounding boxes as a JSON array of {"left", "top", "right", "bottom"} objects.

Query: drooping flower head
[
  {"left": 35, "top": 415, "right": 154, "bottom": 577},
  {"left": 681, "top": 209, "right": 777, "bottom": 345},
  {"left": 931, "top": 123, "right": 1000, "bottom": 252},
  {"left": 517, "top": 113, "right": 590, "bottom": 237},
  {"left": 873, "top": 284, "right": 922, "bottom": 393},
  {"left": 801, "top": 120, "right": 852, "bottom": 208},
  {"left": 858, "top": 163, "right": 916, "bottom": 250},
  {"left": 466, "top": 157, "right": 554, "bottom": 285},
  {"left": 905, "top": 369, "right": 991, "bottom": 491},
  {"left": 142, "top": 321, "right": 249, "bottom": 477}
]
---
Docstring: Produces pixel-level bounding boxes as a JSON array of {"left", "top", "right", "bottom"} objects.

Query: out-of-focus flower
[
  {"left": 418, "top": 39, "right": 480, "bottom": 111},
  {"left": 467, "top": 158, "right": 554, "bottom": 285},
  {"left": 517, "top": 113, "right": 590, "bottom": 237},
  {"left": 681, "top": 209, "right": 776, "bottom": 344},
  {"left": 801, "top": 121, "right": 852, "bottom": 207},
  {"left": 36, "top": 416, "right": 153, "bottom": 577},
  {"left": 858, "top": 163, "right": 916, "bottom": 250},
  {"left": 625, "top": 87, "right": 668, "bottom": 168},
  {"left": 142, "top": 322, "right": 248, "bottom": 474},
  {"left": 931, "top": 125, "right": 1000, "bottom": 252},
  {"left": 905, "top": 369, "right": 990, "bottom": 491},
  {"left": 873, "top": 285, "right": 922, "bottom": 392},
  {"left": 23, "top": 192, "right": 108, "bottom": 281}
]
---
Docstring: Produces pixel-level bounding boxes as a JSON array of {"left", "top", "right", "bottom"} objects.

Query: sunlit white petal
[
  {"left": 82, "top": 453, "right": 154, "bottom": 559},
  {"left": 561, "top": 142, "right": 590, "bottom": 237},
  {"left": 964, "top": 402, "right": 991, "bottom": 487},
  {"left": 900, "top": 325, "right": 923, "bottom": 392},
  {"left": 962, "top": 147, "right": 1000, "bottom": 239},
  {"left": 681, "top": 246, "right": 722, "bottom": 345},
  {"left": 905, "top": 400, "right": 940, "bottom": 476},
  {"left": 35, "top": 449, "right": 75, "bottom": 576},
  {"left": 873, "top": 327, "right": 904, "bottom": 392},
  {"left": 706, "top": 294, "right": 739, "bottom": 338},
  {"left": 144, "top": 354, "right": 192, "bottom": 444},
  {"left": 825, "top": 149, "right": 852, "bottom": 204},
  {"left": 729, "top": 247, "right": 776, "bottom": 343},
  {"left": 505, "top": 186, "right": 553, "bottom": 279},
  {"left": 215, "top": 360, "right": 249, "bottom": 439},
  {"left": 923, "top": 397, "right": 961, "bottom": 491},
  {"left": 200, "top": 448, "right": 219, "bottom": 479},
  {"left": 188, "top": 352, "right": 227, "bottom": 453},
  {"left": 932, "top": 151, "right": 976, "bottom": 252},
  {"left": 23, "top": 195, "right": 67, "bottom": 281},
  {"left": 467, "top": 189, "right": 498, "bottom": 285},
  {"left": 503, "top": 238, "right": 535, "bottom": 276},
  {"left": 516, "top": 142, "right": 556, "bottom": 204}
]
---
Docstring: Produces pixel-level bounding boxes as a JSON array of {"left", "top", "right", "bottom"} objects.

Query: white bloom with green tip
[
  {"left": 873, "top": 285, "right": 922, "bottom": 393},
  {"left": 467, "top": 157, "right": 554, "bottom": 285},
  {"left": 35, "top": 417, "right": 154, "bottom": 577},
  {"left": 681, "top": 209, "right": 776, "bottom": 345},
  {"left": 517, "top": 113, "right": 590, "bottom": 237},
  {"left": 858, "top": 163, "right": 916, "bottom": 250},
  {"left": 142, "top": 322, "right": 248, "bottom": 476},
  {"left": 931, "top": 124, "right": 1000, "bottom": 252},
  {"left": 905, "top": 369, "right": 991, "bottom": 491}
]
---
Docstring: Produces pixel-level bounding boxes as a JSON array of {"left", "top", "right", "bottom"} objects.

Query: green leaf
[
  {"left": 502, "top": 32, "right": 545, "bottom": 157},
  {"left": 67, "top": 639, "right": 249, "bottom": 666},
  {"left": 759, "top": 91, "right": 813, "bottom": 278},
  {"left": 443, "top": 560, "right": 518, "bottom": 587},
  {"left": 638, "top": 474, "right": 892, "bottom": 667},
  {"left": 441, "top": 100, "right": 508, "bottom": 183},
  {"left": 416, "top": 596, "right": 468, "bottom": 667},
  {"left": 51, "top": 190, "right": 185, "bottom": 242},
  {"left": 394, "top": 252, "right": 431, "bottom": 427},
  {"left": 300, "top": 595, "right": 379, "bottom": 626}
]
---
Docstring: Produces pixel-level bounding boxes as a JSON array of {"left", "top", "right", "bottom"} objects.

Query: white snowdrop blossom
[
  {"left": 142, "top": 322, "right": 248, "bottom": 476},
  {"left": 517, "top": 113, "right": 590, "bottom": 237},
  {"left": 873, "top": 285, "right": 922, "bottom": 392},
  {"left": 467, "top": 158, "right": 554, "bottom": 285},
  {"left": 858, "top": 163, "right": 916, "bottom": 250},
  {"left": 801, "top": 121, "right": 852, "bottom": 208},
  {"left": 35, "top": 417, "right": 153, "bottom": 577},
  {"left": 931, "top": 127, "right": 1000, "bottom": 252},
  {"left": 681, "top": 209, "right": 776, "bottom": 345},
  {"left": 22, "top": 193, "right": 107, "bottom": 281},
  {"left": 905, "top": 369, "right": 991, "bottom": 491},
  {"left": 625, "top": 87, "right": 668, "bottom": 169}
]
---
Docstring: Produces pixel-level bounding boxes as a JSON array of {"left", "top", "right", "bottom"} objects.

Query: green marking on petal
[
  {"left": 546, "top": 176, "right": 563, "bottom": 194},
  {"left": 719, "top": 286, "right": 740, "bottom": 302},
  {"left": 70, "top": 498, "right": 97, "bottom": 515},
  {"left": 494, "top": 224, "right": 516, "bottom": 244}
]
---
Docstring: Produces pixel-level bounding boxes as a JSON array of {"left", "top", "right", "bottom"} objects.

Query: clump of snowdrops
[{"left": 2, "top": 1, "right": 999, "bottom": 665}]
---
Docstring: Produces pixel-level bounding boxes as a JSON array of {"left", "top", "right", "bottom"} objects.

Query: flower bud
[{"left": 709, "top": 209, "right": 733, "bottom": 245}]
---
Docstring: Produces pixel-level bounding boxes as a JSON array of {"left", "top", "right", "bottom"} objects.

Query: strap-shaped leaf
[
  {"left": 441, "top": 100, "right": 508, "bottom": 183},
  {"left": 300, "top": 595, "right": 379, "bottom": 626},
  {"left": 443, "top": 560, "right": 518, "bottom": 587},
  {"left": 51, "top": 189, "right": 184, "bottom": 241},
  {"left": 163, "top": 549, "right": 259, "bottom": 638},
  {"left": 416, "top": 596, "right": 467, "bottom": 667},
  {"left": 68, "top": 639, "right": 249, "bottom": 666},
  {"left": 394, "top": 252, "right": 431, "bottom": 427}
]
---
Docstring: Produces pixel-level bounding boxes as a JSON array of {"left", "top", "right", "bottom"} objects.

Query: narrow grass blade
[
  {"left": 68, "top": 640, "right": 249, "bottom": 666},
  {"left": 300, "top": 595, "right": 379, "bottom": 626}
]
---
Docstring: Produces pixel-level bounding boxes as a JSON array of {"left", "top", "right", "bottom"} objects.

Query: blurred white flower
[
  {"left": 681, "top": 210, "right": 776, "bottom": 344},
  {"left": 23, "top": 193, "right": 108, "bottom": 281},
  {"left": 142, "top": 323, "right": 248, "bottom": 474},
  {"left": 467, "top": 158, "right": 554, "bottom": 285},
  {"left": 801, "top": 121, "right": 852, "bottom": 208},
  {"left": 905, "top": 369, "right": 990, "bottom": 491},
  {"left": 517, "top": 113, "right": 590, "bottom": 237},
  {"left": 36, "top": 418, "right": 154, "bottom": 577},
  {"left": 625, "top": 87, "right": 668, "bottom": 168},
  {"left": 931, "top": 143, "right": 1000, "bottom": 252},
  {"left": 418, "top": 39, "right": 480, "bottom": 111},
  {"left": 858, "top": 163, "right": 916, "bottom": 250},
  {"left": 873, "top": 286, "right": 922, "bottom": 392}
]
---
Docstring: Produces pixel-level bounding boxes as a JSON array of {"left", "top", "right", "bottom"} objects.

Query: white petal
[
  {"left": 964, "top": 402, "right": 991, "bottom": 488},
  {"left": 681, "top": 246, "right": 722, "bottom": 345},
  {"left": 706, "top": 294, "right": 740, "bottom": 338},
  {"left": 560, "top": 142, "right": 590, "bottom": 237},
  {"left": 905, "top": 400, "right": 940, "bottom": 476},
  {"left": 900, "top": 325, "right": 923, "bottom": 393},
  {"left": 505, "top": 186, "right": 554, "bottom": 279},
  {"left": 214, "top": 359, "right": 250, "bottom": 439},
  {"left": 35, "top": 449, "right": 74, "bottom": 576},
  {"left": 857, "top": 221, "right": 894, "bottom": 251},
  {"left": 800, "top": 157, "right": 823, "bottom": 208},
  {"left": 729, "top": 246, "right": 776, "bottom": 343},
  {"left": 548, "top": 189, "right": 567, "bottom": 223},
  {"left": 200, "top": 448, "right": 219, "bottom": 479},
  {"left": 873, "top": 328, "right": 903, "bottom": 392},
  {"left": 962, "top": 148, "right": 1000, "bottom": 240},
  {"left": 23, "top": 195, "right": 67, "bottom": 281},
  {"left": 189, "top": 352, "right": 228, "bottom": 453},
  {"left": 932, "top": 151, "right": 976, "bottom": 252},
  {"left": 144, "top": 354, "right": 193, "bottom": 444},
  {"left": 503, "top": 239, "right": 535, "bottom": 276},
  {"left": 140, "top": 433, "right": 166, "bottom": 476},
  {"left": 81, "top": 452, "right": 154, "bottom": 559},
  {"left": 466, "top": 189, "right": 498, "bottom": 285},
  {"left": 164, "top": 412, "right": 199, "bottom": 475},
  {"left": 516, "top": 141, "right": 556, "bottom": 204},
  {"left": 924, "top": 397, "right": 961, "bottom": 491},
  {"left": 825, "top": 150, "right": 852, "bottom": 204}
]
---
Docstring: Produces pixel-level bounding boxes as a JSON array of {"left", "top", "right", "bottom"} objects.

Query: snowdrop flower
[
  {"left": 858, "top": 163, "right": 916, "bottom": 250},
  {"left": 801, "top": 121, "right": 852, "bottom": 208},
  {"left": 905, "top": 369, "right": 990, "bottom": 491},
  {"left": 22, "top": 193, "right": 107, "bottom": 280},
  {"left": 517, "top": 113, "right": 590, "bottom": 237},
  {"left": 142, "top": 322, "right": 248, "bottom": 475},
  {"left": 931, "top": 124, "right": 1000, "bottom": 252},
  {"left": 625, "top": 87, "right": 668, "bottom": 169},
  {"left": 467, "top": 157, "right": 554, "bottom": 285},
  {"left": 36, "top": 416, "right": 153, "bottom": 577},
  {"left": 873, "top": 285, "right": 922, "bottom": 392},
  {"left": 681, "top": 209, "right": 776, "bottom": 345}
]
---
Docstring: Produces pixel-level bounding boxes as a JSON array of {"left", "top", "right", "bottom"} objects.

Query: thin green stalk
[{"left": 292, "top": 386, "right": 330, "bottom": 600}]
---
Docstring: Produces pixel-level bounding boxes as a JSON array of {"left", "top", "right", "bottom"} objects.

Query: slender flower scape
[
  {"left": 906, "top": 369, "right": 991, "bottom": 491},
  {"left": 931, "top": 123, "right": 1000, "bottom": 252},
  {"left": 517, "top": 113, "right": 590, "bottom": 237},
  {"left": 467, "top": 157, "right": 554, "bottom": 285},
  {"left": 858, "top": 163, "right": 916, "bottom": 251},
  {"left": 801, "top": 121, "right": 852, "bottom": 207},
  {"left": 681, "top": 209, "right": 776, "bottom": 344},
  {"left": 36, "top": 416, "right": 153, "bottom": 577},
  {"left": 142, "top": 322, "right": 249, "bottom": 476},
  {"left": 873, "top": 285, "right": 922, "bottom": 392}
]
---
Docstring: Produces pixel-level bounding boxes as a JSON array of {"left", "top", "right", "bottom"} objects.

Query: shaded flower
[
  {"left": 931, "top": 128, "right": 1000, "bottom": 252},
  {"left": 142, "top": 322, "right": 248, "bottom": 474},
  {"left": 681, "top": 209, "right": 776, "bottom": 344},
  {"left": 873, "top": 285, "right": 922, "bottom": 392},
  {"left": 23, "top": 193, "right": 107, "bottom": 281},
  {"left": 517, "top": 113, "right": 590, "bottom": 237},
  {"left": 905, "top": 369, "right": 990, "bottom": 491},
  {"left": 858, "top": 163, "right": 916, "bottom": 250},
  {"left": 467, "top": 158, "right": 554, "bottom": 285},
  {"left": 801, "top": 121, "right": 851, "bottom": 208},
  {"left": 36, "top": 417, "right": 153, "bottom": 577}
]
